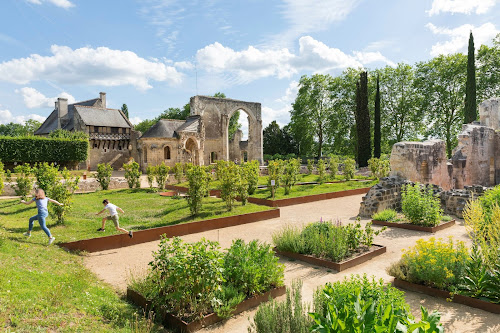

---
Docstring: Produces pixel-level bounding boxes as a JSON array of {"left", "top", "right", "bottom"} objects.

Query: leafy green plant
[
  {"left": 372, "top": 209, "right": 398, "bottom": 222},
  {"left": 123, "top": 161, "right": 141, "bottom": 189},
  {"left": 267, "top": 160, "right": 283, "bottom": 188},
  {"left": 223, "top": 239, "right": 284, "bottom": 297},
  {"left": 387, "top": 237, "right": 469, "bottom": 291},
  {"left": 282, "top": 158, "right": 300, "bottom": 195},
  {"left": 237, "top": 166, "right": 249, "bottom": 205},
  {"left": 307, "top": 159, "right": 315, "bottom": 175},
  {"left": 244, "top": 160, "right": 260, "bottom": 195},
  {"left": 13, "top": 163, "right": 33, "bottom": 200},
  {"left": 317, "top": 159, "right": 326, "bottom": 184},
  {"left": 203, "top": 165, "right": 214, "bottom": 197},
  {"left": 33, "top": 162, "right": 59, "bottom": 193},
  {"left": 155, "top": 162, "right": 170, "bottom": 190},
  {"left": 146, "top": 165, "right": 156, "bottom": 191},
  {"left": 328, "top": 155, "right": 339, "bottom": 180},
  {"left": 401, "top": 183, "right": 442, "bottom": 226},
  {"left": 186, "top": 165, "right": 206, "bottom": 216},
  {"left": 0, "top": 160, "right": 4, "bottom": 195},
  {"left": 219, "top": 161, "right": 240, "bottom": 211},
  {"left": 49, "top": 168, "right": 79, "bottom": 224},
  {"left": 248, "top": 280, "right": 311, "bottom": 333},
  {"left": 343, "top": 158, "right": 356, "bottom": 180},
  {"left": 173, "top": 163, "right": 183, "bottom": 184},
  {"left": 96, "top": 163, "right": 113, "bottom": 190}
]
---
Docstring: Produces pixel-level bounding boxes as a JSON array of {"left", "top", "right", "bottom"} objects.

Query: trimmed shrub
[
  {"left": 267, "top": 160, "right": 283, "bottom": 188},
  {"left": 327, "top": 154, "right": 338, "bottom": 180},
  {"left": 186, "top": 165, "right": 206, "bottom": 215},
  {"left": 13, "top": 164, "right": 34, "bottom": 200},
  {"left": 33, "top": 162, "right": 59, "bottom": 193},
  {"left": 123, "top": 161, "right": 141, "bottom": 189},
  {"left": 49, "top": 169, "right": 79, "bottom": 224},
  {"left": 219, "top": 161, "right": 239, "bottom": 211},
  {"left": 96, "top": 163, "right": 113, "bottom": 190},
  {"left": 237, "top": 166, "right": 249, "bottom": 205},
  {"left": 146, "top": 165, "right": 156, "bottom": 191},
  {"left": 0, "top": 136, "right": 88, "bottom": 163},
  {"left": 368, "top": 157, "right": 391, "bottom": 179},
  {"left": 173, "top": 163, "right": 183, "bottom": 184},
  {"left": 155, "top": 162, "right": 170, "bottom": 190},
  {"left": 244, "top": 160, "right": 259, "bottom": 195},
  {"left": 307, "top": 159, "right": 315, "bottom": 175},
  {"left": 342, "top": 158, "right": 356, "bottom": 180},
  {"left": 282, "top": 158, "right": 300, "bottom": 195}
]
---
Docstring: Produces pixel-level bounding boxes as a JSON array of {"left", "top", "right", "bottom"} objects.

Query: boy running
[{"left": 96, "top": 199, "right": 133, "bottom": 238}]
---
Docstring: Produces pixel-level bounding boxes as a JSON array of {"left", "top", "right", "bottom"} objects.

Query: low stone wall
[{"left": 359, "top": 176, "right": 488, "bottom": 218}]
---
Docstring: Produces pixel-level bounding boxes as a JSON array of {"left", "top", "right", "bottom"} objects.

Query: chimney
[
  {"left": 57, "top": 97, "right": 68, "bottom": 129},
  {"left": 100, "top": 92, "right": 106, "bottom": 108}
]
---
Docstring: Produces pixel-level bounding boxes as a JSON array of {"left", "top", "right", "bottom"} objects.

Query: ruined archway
[{"left": 184, "top": 137, "right": 200, "bottom": 165}]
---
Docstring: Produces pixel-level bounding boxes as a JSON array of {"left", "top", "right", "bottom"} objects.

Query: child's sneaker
[
  {"left": 128, "top": 231, "right": 133, "bottom": 238},
  {"left": 97, "top": 228, "right": 105, "bottom": 232},
  {"left": 48, "top": 237, "right": 56, "bottom": 245},
  {"left": 23, "top": 232, "right": 31, "bottom": 237}
]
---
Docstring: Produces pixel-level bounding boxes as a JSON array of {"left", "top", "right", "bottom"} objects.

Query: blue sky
[{"left": 0, "top": 0, "right": 499, "bottom": 134}]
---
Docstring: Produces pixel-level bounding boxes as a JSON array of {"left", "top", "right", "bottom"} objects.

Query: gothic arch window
[
  {"left": 144, "top": 147, "right": 148, "bottom": 163},
  {"left": 210, "top": 152, "right": 217, "bottom": 163},
  {"left": 164, "top": 146, "right": 171, "bottom": 160}
]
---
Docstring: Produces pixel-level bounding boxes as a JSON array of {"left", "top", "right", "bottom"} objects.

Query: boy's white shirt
[{"left": 105, "top": 203, "right": 118, "bottom": 216}]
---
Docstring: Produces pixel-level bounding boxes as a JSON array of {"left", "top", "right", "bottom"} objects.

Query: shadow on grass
[{"left": 0, "top": 206, "right": 32, "bottom": 215}]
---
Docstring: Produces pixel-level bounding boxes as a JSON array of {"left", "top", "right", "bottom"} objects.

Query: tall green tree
[
  {"left": 291, "top": 74, "right": 333, "bottom": 158},
  {"left": 477, "top": 33, "right": 500, "bottom": 102},
  {"left": 465, "top": 32, "right": 477, "bottom": 123},
  {"left": 121, "top": 104, "right": 129, "bottom": 119},
  {"left": 355, "top": 71, "right": 371, "bottom": 167},
  {"left": 263, "top": 121, "right": 298, "bottom": 155},
  {"left": 415, "top": 53, "right": 467, "bottom": 157},
  {"left": 374, "top": 75, "right": 381, "bottom": 158},
  {"left": 0, "top": 120, "right": 41, "bottom": 136}
]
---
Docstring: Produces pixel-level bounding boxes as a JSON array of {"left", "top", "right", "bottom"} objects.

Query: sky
[{"left": 0, "top": 0, "right": 499, "bottom": 136}]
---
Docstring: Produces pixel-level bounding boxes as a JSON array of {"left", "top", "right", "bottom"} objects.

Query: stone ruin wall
[{"left": 359, "top": 176, "right": 487, "bottom": 218}]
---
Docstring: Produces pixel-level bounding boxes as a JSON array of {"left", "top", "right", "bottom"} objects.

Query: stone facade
[
  {"left": 390, "top": 97, "right": 500, "bottom": 190},
  {"left": 359, "top": 176, "right": 487, "bottom": 218},
  {"left": 138, "top": 96, "right": 263, "bottom": 171}
]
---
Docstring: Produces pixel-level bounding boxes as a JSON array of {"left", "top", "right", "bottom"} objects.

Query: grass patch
[
  {"left": 250, "top": 180, "right": 377, "bottom": 200},
  {"left": 0, "top": 188, "right": 271, "bottom": 243},
  {"left": 372, "top": 209, "right": 399, "bottom": 222},
  {"left": 0, "top": 230, "right": 159, "bottom": 332}
]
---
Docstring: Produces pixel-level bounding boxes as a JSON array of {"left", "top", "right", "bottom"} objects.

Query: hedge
[{"left": 0, "top": 136, "right": 88, "bottom": 163}]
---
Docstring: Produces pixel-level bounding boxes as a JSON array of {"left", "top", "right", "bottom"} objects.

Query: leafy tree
[
  {"left": 186, "top": 165, "right": 206, "bottom": 215},
  {"left": 477, "top": 33, "right": 500, "bottom": 102},
  {"left": 13, "top": 164, "right": 33, "bottom": 200},
  {"left": 49, "top": 168, "right": 79, "bottom": 224},
  {"left": 146, "top": 165, "right": 157, "bottom": 191},
  {"left": 173, "top": 163, "right": 183, "bottom": 184},
  {"left": 263, "top": 121, "right": 299, "bottom": 156},
  {"left": 291, "top": 74, "right": 333, "bottom": 158},
  {"left": 317, "top": 159, "right": 326, "bottom": 184},
  {"left": 0, "top": 161, "right": 4, "bottom": 195},
  {"left": 374, "top": 75, "right": 381, "bottom": 158},
  {"left": 415, "top": 53, "right": 467, "bottom": 157},
  {"left": 243, "top": 160, "right": 260, "bottom": 195},
  {"left": 237, "top": 165, "right": 249, "bottom": 205},
  {"left": 156, "top": 162, "right": 170, "bottom": 190},
  {"left": 121, "top": 104, "right": 129, "bottom": 119},
  {"left": 96, "top": 163, "right": 113, "bottom": 190},
  {"left": 465, "top": 32, "right": 477, "bottom": 123},
  {"left": 282, "top": 158, "right": 300, "bottom": 195},
  {"left": 355, "top": 71, "right": 371, "bottom": 167},
  {"left": 0, "top": 120, "right": 41, "bottom": 137},
  {"left": 24, "top": 119, "right": 42, "bottom": 135},
  {"left": 134, "top": 119, "right": 156, "bottom": 133},
  {"left": 33, "top": 162, "right": 59, "bottom": 193},
  {"left": 123, "top": 161, "right": 141, "bottom": 188},
  {"left": 343, "top": 158, "right": 356, "bottom": 181},
  {"left": 218, "top": 161, "right": 239, "bottom": 211}
]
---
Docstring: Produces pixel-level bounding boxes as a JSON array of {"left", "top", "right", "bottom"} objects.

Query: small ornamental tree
[
  {"left": 282, "top": 158, "right": 300, "bottom": 195},
  {"left": 328, "top": 154, "right": 339, "bottom": 180},
  {"left": 237, "top": 165, "right": 249, "bottom": 205},
  {"left": 146, "top": 165, "right": 156, "bottom": 191},
  {"left": 244, "top": 160, "right": 260, "bottom": 195},
  {"left": 343, "top": 158, "right": 356, "bottom": 181},
  {"left": 317, "top": 159, "right": 326, "bottom": 184},
  {"left": 267, "top": 160, "right": 283, "bottom": 188},
  {"left": 219, "top": 161, "right": 239, "bottom": 211},
  {"left": 186, "top": 165, "right": 206, "bottom": 215},
  {"left": 307, "top": 159, "right": 315, "bottom": 175},
  {"left": 33, "top": 162, "right": 59, "bottom": 193},
  {"left": 13, "top": 164, "right": 33, "bottom": 200},
  {"left": 173, "top": 163, "right": 184, "bottom": 184},
  {"left": 156, "top": 162, "right": 170, "bottom": 190},
  {"left": 50, "top": 168, "right": 79, "bottom": 224},
  {"left": 203, "top": 165, "right": 213, "bottom": 197},
  {"left": 96, "top": 163, "right": 113, "bottom": 190},
  {"left": 215, "top": 160, "right": 227, "bottom": 180},
  {"left": 368, "top": 157, "right": 380, "bottom": 178},
  {"left": 123, "top": 161, "right": 141, "bottom": 189},
  {"left": 368, "top": 157, "right": 391, "bottom": 179},
  {"left": 0, "top": 161, "right": 4, "bottom": 195}
]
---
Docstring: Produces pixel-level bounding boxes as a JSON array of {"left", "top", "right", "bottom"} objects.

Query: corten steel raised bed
[
  {"left": 393, "top": 278, "right": 500, "bottom": 314},
  {"left": 273, "top": 244, "right": 386, "bottom": 271},
  {"left": 127, "top": 285, "right": 287, "bottom": 332},
  {"left": 248, "top": 187, "right": 372, "bottom": 207},
  {"left": 159, "top": 191, "right": 177, "bottom": 197},
  {"left": 59, "top": 209, "right": 280, "bottom": 253},
  {"left": 371, "top": 219, "right": 455, "bottom": 233}
]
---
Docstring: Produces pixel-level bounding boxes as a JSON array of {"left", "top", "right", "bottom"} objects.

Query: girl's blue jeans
[{"left": 29, "top": 210, "right": 51, "bottom": 238}]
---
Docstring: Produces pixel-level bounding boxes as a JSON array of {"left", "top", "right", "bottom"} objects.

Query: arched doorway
[
  {"left": 227, "top": 108, "right": 252, "bottom": 163},
  {"left": 185, "top": 138, "right": 199, "bottom": 165}
]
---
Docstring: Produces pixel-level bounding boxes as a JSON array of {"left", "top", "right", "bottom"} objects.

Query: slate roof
[
  {"left": 176, "top": 116, "right": 200, "bottom": 133},
  {"left": 140, "top": 119, "right": 186, "bottom": 138}
]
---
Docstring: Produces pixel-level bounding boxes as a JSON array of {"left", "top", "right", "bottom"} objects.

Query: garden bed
[
  {"left": 393, "top": 278, "right": 500, "bottom": 314},
  {"left": 273, "top": 244, "right": 386, "bottom": 271},
  {"left": 59, "top": 208, "right": 280, "bottom": 252},
  {"left": 371, "top": 219, "right": 455, "bottom": 233},
  {"left": 127, "top": 285, "right": 286, "bottom": 332}
]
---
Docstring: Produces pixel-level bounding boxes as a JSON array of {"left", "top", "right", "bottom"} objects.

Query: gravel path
[{"left": 83, "top": 194, "right": 500, "bottom": 333}]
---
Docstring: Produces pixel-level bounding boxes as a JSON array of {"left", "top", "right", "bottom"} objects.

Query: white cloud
[
  {"left": 26, "top": 0, "right": 75, "bottom": 9},
  {"left": 262, "top": 80, "right": 299, "bottom": 127},
  {"left": 196, "top": 36, "right": 394, "bottom": 83},
  {"left": 428, "top": 0, "right": 497, "bottom": 16},
  {"left": 426, "top": 22, "right": 499, "bottom": 56},
  {"left": 0, "top": 109, "right": 45, "bottom": 125},
  {"left": 174, "top": 61, "right": 194, "bottom": 70},
  {"left": 17, "top": 87, "right": 76, "bottom": 109},
  {"left": 129, "top": 117, "right": 142, "bottom": 125},
  {"left": 273, "top": 0, "right": 361, "bottom": 46},
  {"left": 0, "top": 45, "right": 183, "bottom": 90}
]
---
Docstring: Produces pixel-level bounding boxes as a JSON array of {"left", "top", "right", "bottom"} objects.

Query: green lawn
[
  {"left": 0, "top": 232, "right": 160, "bottom": 332},
  {"left": 0, "top": 189, "right": 271, "bottom": 243},
  {"left": 250, "top": 179, "right": 378, "bottom": 200}
]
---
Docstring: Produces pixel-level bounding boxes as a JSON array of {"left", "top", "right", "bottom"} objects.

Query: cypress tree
[
  {"left": 355, "top": 71, "right": 371, "bottom": 167},
  {"left": 465, "top": 31, "right": 477, "bottom": 123},
  {"left": 374, "top": 75, "right": 381, "bottom": 158},
  {"left": 121, "top": 104, "right": 129, "bottom": 119}
]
